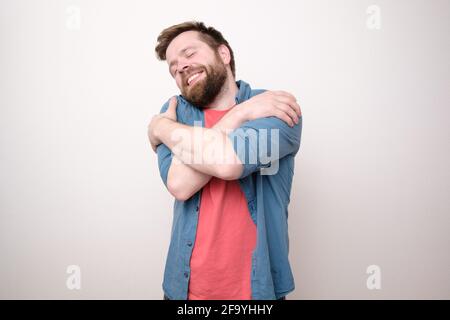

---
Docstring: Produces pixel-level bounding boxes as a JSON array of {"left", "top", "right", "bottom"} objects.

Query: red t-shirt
[{"left": 188, "top": 107, "right": 257, "bottom": 300}]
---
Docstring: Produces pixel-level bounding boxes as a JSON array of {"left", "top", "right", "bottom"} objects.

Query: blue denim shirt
[{"left": 156, "top": 80, "right": 302, "bottom": 300}]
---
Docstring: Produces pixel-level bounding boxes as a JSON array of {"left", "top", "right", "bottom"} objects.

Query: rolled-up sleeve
[{"left": 227, "top": 116, "right": 302, "bottom": 178}]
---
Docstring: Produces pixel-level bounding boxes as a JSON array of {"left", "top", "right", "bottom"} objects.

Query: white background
[{"left": 0, "top": 0, "right": 449, "bottom": 299}]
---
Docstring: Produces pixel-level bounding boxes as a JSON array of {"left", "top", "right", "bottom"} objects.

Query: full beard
[{"left": 181, "top": 60, "right": 228, "bottom": 108}]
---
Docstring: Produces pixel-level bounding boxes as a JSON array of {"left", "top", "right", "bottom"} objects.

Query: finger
[
  {"left": 273, "top": 90, "right": 297, "bottom": 104},
  {"left": 274, "top": 95, "right": 301, "bottom": 119},
  {"left": 167, "top": 96, "right": 178, "bottom": 112},
  {"left": 294, "top": 101, "right": 302, "bottom": 117},
  {"left": 276, "top": 102, "right": 299, "bottom": 125},
  {"left": 274, "top": 109, "right": 294, "bottom": 127},
  {"left": 287, "top": 99, "right": 302, "bottom": 117}
]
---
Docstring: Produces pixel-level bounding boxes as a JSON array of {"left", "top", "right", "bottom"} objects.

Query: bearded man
[{"left": 148, "top": 21, "right": 302, "bottom": 300}]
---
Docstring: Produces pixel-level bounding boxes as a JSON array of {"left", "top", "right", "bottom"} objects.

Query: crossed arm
[
  {"left": 148, "top": 91, "right": 302, "bottom": 201},
  {"left": 154, "top": 105, "right": 248, "bottom": 200}
]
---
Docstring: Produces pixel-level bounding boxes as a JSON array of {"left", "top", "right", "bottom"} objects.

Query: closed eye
[{"left": 170, "top": 51, "right": 196, "bottom": 77}]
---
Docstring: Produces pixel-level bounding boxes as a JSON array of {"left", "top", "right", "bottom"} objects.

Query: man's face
[{"left": 166, "top": 31, "right": 228, "bottom": 108}]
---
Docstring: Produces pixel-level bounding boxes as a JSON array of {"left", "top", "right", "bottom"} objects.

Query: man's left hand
[{"left": 148, "top": 96, "right": 178, "bottom": 152}]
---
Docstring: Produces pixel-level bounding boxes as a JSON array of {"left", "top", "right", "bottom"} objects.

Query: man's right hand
[{"left": 238, "top": 90, "right": 302, "bottom": 127}]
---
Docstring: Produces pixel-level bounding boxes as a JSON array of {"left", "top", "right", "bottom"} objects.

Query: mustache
[{"left": 183, "top": 67, "right": 207, "bottom": 85}]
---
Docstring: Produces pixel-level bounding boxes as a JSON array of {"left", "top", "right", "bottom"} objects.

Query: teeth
[{"left": 187, "top": 72, "right": 201, "bottom": 85}]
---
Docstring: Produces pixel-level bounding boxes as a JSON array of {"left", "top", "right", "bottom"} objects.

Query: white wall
[{"left": 0, "top": 0, "right": 448, "bottom": 299}]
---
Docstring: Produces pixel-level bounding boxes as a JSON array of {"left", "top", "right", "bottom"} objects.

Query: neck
[{"left": 204, "top": 75, "right": 239, "bottom": 111}]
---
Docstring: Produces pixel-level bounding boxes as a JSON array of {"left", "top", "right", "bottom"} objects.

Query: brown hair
[{"left": 155, "top": 21, "right": 236, "bottom": 78}]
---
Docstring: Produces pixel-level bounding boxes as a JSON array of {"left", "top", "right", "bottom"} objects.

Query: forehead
[{"left": 166, "top": 31, "right": 208, "bottom": 62}]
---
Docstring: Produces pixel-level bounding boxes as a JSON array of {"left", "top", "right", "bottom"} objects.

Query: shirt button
[
  {"left": 187, "top": 241, "right": 192, "bottom": 247},
  {"left": 195, "top": 206, "right": 199, "bottom": 212},
  {"left": 184, "top": 272, "right": 189, "bottom": 278}
]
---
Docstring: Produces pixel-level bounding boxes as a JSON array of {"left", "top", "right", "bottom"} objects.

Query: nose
[{"left": 179, "top": 62, "right": 190, "bottom": 74}]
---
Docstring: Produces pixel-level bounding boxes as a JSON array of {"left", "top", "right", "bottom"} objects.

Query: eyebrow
[{"left": 168, "top": 46, "right": 196, "bottom": 70}]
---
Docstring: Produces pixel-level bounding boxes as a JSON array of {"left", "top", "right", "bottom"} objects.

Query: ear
[{"left": 217, "top": 44, "right": 231, "bottom": 65}]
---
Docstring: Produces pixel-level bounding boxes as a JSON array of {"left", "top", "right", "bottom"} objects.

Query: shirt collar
[
  {"left": 178, "top": 79, "right": 252, "bottom": 107},
  {"left": 234, "top": 80, "right": 251, "bottom": 105}
]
